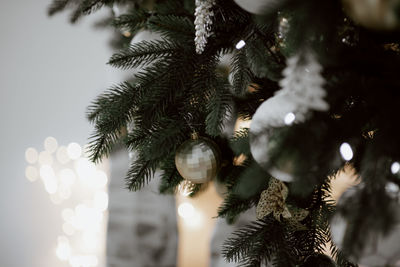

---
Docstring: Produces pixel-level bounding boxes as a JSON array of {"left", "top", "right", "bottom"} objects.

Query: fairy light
[
  {"left": 44, "top": 136, "right": 58, "bottom": 153},
  {"left": 25, "top": 137, "right": 108, "bottom": 267},
  {"left": 67, "top": 142, "right": 82, "bottom": 160},
  {"left": 235, "top": 40, "right": 246, "bottom": 49},
  {"left": 340, "top": 142, "right": 353, "bottom": 161},
  {"left": 178, "top": 202, "right": 195, "bottom": 219},
  {"left": 391, "top": 162, "right": 400, "bottom": 174},
  {"left": 25, "top": 147, "right": 38, "bottom": 164},
  {"left": 284, "top": 112, "right": 296, "bottom": 125}
]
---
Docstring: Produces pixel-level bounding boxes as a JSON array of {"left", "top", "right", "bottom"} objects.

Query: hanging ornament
[
  {"left": 233, "top": 0, "right": 277, "bottom": 15},
  {"left": 250, "top": 51, "right": 328, "bottom": 182},
  {"left": 175, "top": 133, "right": 221, "bottom": 184},
  {"left": 194, "top": 0, "right": 216, "bottom": 54},
  {"left": 342, "top": 0, "right": 400, "bottom": 31},
  {"left": 256, "top": 178, "right": 309, "bottom": 230},
  {"left": 331, "top": 184, "right": 400, "bottom": 266}
]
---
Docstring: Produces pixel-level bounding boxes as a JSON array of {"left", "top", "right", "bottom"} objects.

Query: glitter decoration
[
  {"left": 194, "top": 0, "right": 216, "bottom": 54},
  {"left": 256, "top": 178, "right": 309, "bottom": 230},
  {"left": 175, "top": 134, "right": 220, "bottom": 183}
]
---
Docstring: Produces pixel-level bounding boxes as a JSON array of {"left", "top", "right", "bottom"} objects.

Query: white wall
[{"left": 0, "top": 1, "right": 115, "bottom": 266}]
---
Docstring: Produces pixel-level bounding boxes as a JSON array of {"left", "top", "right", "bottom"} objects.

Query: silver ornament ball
[{"left": 175, "top": 135, "right": 220, "bottom": 184}]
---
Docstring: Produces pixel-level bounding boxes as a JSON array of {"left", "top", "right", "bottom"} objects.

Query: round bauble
[
  {"left": 233, "top": 0, "right": 276, "bottom": 15},
  {"left": 342, "top": 0, "right": 400, "bottom": 31},
  {"left": 331, "top": 185, "right": 400, "bottom": 266},
  {"left": 175, "top": 134, "right": 221, "bottom": 184},
  {"left": 249, "top": 94, "right": 298, "bottom": 182}
]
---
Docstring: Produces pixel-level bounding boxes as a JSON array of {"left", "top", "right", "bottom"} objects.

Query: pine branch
[
  {"left": 230, "top": 49, "right": 253, "bottom": 96},
  {"left": 108, "top": 39, "right": 180, "bottom": 69},
  {"left": 48, "top": 0, "right": 72, "bottom": 16},
  {"left": 112, "top": 9, "right": 150, "bottom": 32},
  {"left": 147, "top": 15, "right": 194, "bottom": 41},
  {"left": 205, "top": 78, "right": 233, "bottom": 137},
  {"left": 126, "top": 157, "right": 157, "bottom": 191}
]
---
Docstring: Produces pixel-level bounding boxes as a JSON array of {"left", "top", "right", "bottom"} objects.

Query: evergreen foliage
[{"left": 49, "top": 0, "right": 400, "bottom": 266}]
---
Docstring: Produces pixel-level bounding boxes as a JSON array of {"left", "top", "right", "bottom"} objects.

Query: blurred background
[{"left": 0, "top": 1, "right": 227, "bottom": 267}]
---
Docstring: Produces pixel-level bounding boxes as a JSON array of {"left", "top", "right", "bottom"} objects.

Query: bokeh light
[
  {"left": 67, "top": 143, "right": 82, "bottom": 160},
  {"left": 25, "top": 147, "right": 38, "bottom": 164},
  {"left": 25, "top": 165, "right": 39, "bottom": 182},
  {"left": 44, "top": 136, "right": 58, "bottom": 153}
]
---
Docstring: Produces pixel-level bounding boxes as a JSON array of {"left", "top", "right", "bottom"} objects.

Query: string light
[
  {"left": 284, "top": 112, "right": 296, "bottom": 125},
  {"left": 340, "top": 142, "right": 353, "bottom": 161},
  {"left": 67, "top": 142, "right": 82, "bottom": 160},
  {"left": 235, "top": 40, "right": 246, "bottom": 49},
  {"left": 44, "top": 136, "right": 58, "bottom": 153},
  {"left": 391, "top": 162, "right": 400, "bottom": 174},
  {"left": 25, "top": 147, "right": 38, "bottom": 164}
]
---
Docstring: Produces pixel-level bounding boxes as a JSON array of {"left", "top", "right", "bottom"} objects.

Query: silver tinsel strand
[{"left": 194, "top": 0, "right": 215, "bottom": 54}]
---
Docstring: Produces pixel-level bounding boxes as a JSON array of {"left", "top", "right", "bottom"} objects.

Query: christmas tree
[{"left": 49, "top": 0, "right": 400, "bottom": 266}]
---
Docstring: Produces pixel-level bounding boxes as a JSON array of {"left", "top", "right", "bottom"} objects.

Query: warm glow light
[
  {"left": 74, "top": 204, "right": 103, "bottom": 231},
  {"left": 59, "top": 168, "right": 76, "bottom": 186},
  {"left": 70, "top": 255, "right": 98, "bottom": 267},
  {"left": 340, "top": 142, "right": 353, "bottom": 161},
  {"left": 94, "top": 170, "right": 108, "bottom": 188},
  {"left": 75, "top": 158, "right": 96, "bottom": 184},
  {"left": 40, "top": 165, "right": 58, "bottom": 194},
  {"left": 25, "top": 147, "right": 38, "bottom": 164},
  {"left": 62, "top": 222, "right": 75, "bottom": 236},
  {"left": 62, "top": 208, "right": 75, "bottom": 222},
  {"left": 178, "top": 202, "right": 195, "bottom": 219},
  {"left": 56, "top": 146, "right": 70, "bottom": 164},
  {"left": 38, "top": 151, "right": 53, "bottom": 165},
  {"left": 235, "top": 40, "right": 246, "bottom": 49},
  {"left": 44, "top": 136, "right": 58, "bottom": 153},
  {"left": 284, "top": 112, "right": 296, "bottom": 125},
  {"left": 67, "top": 143, "right": 82, "bottom": 160},
  {"left": 25, "top": 166, "right": 39, "bottom": 182},
  {"left": 58, "top": 184, "right": 71, "bottom": 200},
  {"left": 391, "top": 162, "right": 400, "bottom": 174},
  {"left": 93, "top": 191, "right": 108, "bottom": 212},
  {"left": 56, "top": 236, "right": 71, "bottom": 261},
  {"left": 83, "top": 231, "right": 100, "bottom": 250},
  {"left": 184, "top": 211, "right": 203, "bottom": 228}
]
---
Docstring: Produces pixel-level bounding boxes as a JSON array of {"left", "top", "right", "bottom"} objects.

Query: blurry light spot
[
  {"left": 235, "top": 40, "right": 246, "bottom": 49},
  {"left": 184, "top": 211, "right": 203, "bottom": 229},
  {"left": 56, "top": 146, "right": 70, "bottom": 164},
  {"left": 284, "top": 112, "right": 295, "bottom": 125},
  {"left": 39, "top": 151, "right": 53, "bottom": 165},
  {"left": 44, "top": 136, "right": 58, "bottom": 154},
  {"left": 67, "top": 143, "right": 82, "bottom": 160},
  {"left": 58, "top": 184, "right": 71, "bottom": 199},
  {"left": 178, "top": 202, "right": 195, "bottom": 219},
  {"left": 386, "top": 182, "right": 399, "bottom": 194},
  {"left": 75, "top": 158, "right": 96, "bottom": 184},
  {"left": 25, "top": 166, "right": 39, "bottom": 182},
  {"left": 391, "top": 162, "right": 400, "bottom": 174},
  {"left": 62, "top": 208, "right": 74, "bottom": 222},
  {"left": 340, "top": 142, "right": 353, "bottom": 161},
  {"left": 59, "top": 168, "right": 76, "bottom": 186},
  {"left": 94, "top": 191, "right": 108, "bottom": 212},
  {"left": 62, "top": 223, "right": 75, "bottom": 236},
  {"left": 95, "top": 170, "right": 108, "bottom": 188},
  {"left": 83, "top": 232, "right": 100, "bottom": 250},
  {"left": 50, "top": 193, "right": 62, "bottom": 204},
  {"left": 25, "top": 148, "right": 38, "bottom": 164},
  {"left": 56, "top": 236, "right": 70, "bottom": 261}
]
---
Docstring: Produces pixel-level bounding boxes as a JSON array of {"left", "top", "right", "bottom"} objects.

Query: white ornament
[
  {"left": 194, "top": 0, "right": 216, "bottom": 54},
  {"left": 249, "top": 51, "right": 328, "bottom": 182},
  {"left": 331, "top": 185, "right": 400, "bottom": 266},
  {"left": 233, "top": 0, "right": 276, "bottom": 15}
]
